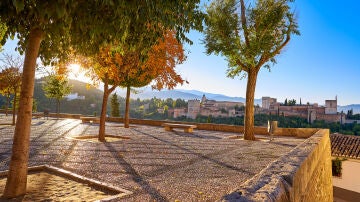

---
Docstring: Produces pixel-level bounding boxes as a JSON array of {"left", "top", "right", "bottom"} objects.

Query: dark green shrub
[{"left": 332, "top": 158, "right": 343, "bottom": 177}]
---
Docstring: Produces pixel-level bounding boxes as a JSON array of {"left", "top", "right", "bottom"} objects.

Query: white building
[{"left": 65, "top": 93, "right": 85, "bottom": 101}]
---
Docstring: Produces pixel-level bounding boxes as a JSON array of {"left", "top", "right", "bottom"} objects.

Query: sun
[
  {"left": 67, "top": 63, "right": 91, "bottom": 83},
  {"left": 68, "top": 63, "right": 81, "bottom": 75}
]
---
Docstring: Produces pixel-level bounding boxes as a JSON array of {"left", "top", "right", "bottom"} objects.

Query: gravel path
[{"left": 0, "top": 116, "right": 305, "bottom": 201}]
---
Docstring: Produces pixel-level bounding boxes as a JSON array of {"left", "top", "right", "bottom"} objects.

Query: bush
[{"left": 332, "top": 157, "right": 343, "bottom": 177}]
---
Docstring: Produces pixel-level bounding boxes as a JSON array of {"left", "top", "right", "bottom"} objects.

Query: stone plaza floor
[{"left": 0, "top": 116, "right": 306, "bottom": 201}]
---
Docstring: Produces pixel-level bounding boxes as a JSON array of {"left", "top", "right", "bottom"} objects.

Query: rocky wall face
[{"left": 220, "top": 129, "right": 333, "bottom": 202}]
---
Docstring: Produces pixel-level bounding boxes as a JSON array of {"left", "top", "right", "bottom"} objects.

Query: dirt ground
[{"left": 0, "top": 171, "right": 118, "bottom": 201}]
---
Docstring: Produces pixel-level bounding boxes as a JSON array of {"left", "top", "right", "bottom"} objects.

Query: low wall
[
  {"left": 28, "top": 114, "right": 318, "bottom": 138},
  {"left": 221, "top": 129, "right": 333, "bottom": 201},
  {"left": 32, "top": 112, "right": 82, "bottom": 119},
  {"left": 106, "top": 117, "right": 317, "bottom": 138}
]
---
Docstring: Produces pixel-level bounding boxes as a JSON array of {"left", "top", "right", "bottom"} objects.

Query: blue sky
[
  {"left": 176, "top": 0, "right": 360, "bottom": 106},
  {"left": 1, "top": 1, "right": 359, "bottom": 106}
]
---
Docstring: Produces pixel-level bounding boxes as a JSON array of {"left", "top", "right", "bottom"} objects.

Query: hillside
[{"left": 33, "top": 78, "right": 106, "bottom": 115}]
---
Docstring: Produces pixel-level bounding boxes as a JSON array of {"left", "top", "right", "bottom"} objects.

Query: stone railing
[
  {"left": 27, "top": 113, "right": 319, "bottom": 138},
  {"left": 220, "top": 129, "right": 333, "bottom": 202}
]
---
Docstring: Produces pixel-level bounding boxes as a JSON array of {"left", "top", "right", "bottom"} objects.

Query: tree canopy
[
  {"left": 0, "top": 54, "right": 23, "bottom": 124},
  {"left": 0, "top": 20, "right": 6, "bottom": 50},
  {"left": 110, "top": 93, "right": 120, "bottom": 117},
  {"left": 42, "top": 74, "right": 72, "bottom": 114},
  {"left": 204, "top": 0, "right": 299, "bottom": 140},
  {"left": 0, "top": 0, "right": 204, "bottom": 197}
]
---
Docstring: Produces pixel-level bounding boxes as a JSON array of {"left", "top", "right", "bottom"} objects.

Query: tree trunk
[
  {"left": 124, "top": 86, "right": 131, "bottom": 128},
  {"left": 244, "top": 69, "right": 258, "bottom": 140},
  {"left": 5, "top": 94, "right": 10, "bottom": 116},
  {"left": 11, "top": 90, "right": 17, "bottom": 125},
  {"left": 3, "top": 28, "right": 43, "bottom": 198},
  {"left": 98, "top": 81, "right": 109, "bottom": 142}
]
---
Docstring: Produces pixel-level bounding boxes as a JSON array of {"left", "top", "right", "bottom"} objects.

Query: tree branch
[
  {"left": 109, "top": 85, "right": 117, "bottom": 93},
  {"left": 268, "top": 19, "right": 293, "bottom": 58},
  {"left": 240, "top": 0, "right": 250, "bottom": 48},
  {"left": 236, "top": 58, "right": 249, "bottom": 72}
]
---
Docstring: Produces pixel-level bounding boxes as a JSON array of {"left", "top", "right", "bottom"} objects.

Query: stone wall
[
  {"left": 26, "top": 113, "right": 320, "bottom": 138},
  {"left": 221, "top": 129, "right": 333, "bottom": 202},
  {"left": 106, "top": 117, "right": 318, "bottom": 137}
]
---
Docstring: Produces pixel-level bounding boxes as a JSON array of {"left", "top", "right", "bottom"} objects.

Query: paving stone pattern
[{"left": 0, "top": 116, "right": 305, "bottom": 201}]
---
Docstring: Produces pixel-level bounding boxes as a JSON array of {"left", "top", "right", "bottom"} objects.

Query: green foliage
[
  {"left": 32, "top": 99, "right": 37, "bottom": 112},
  {"left": 332, "top": 158, "right": 343, "bottom": 177},
  {"left": 33, "top": 78, "right": 105, "bottom": 115},
  {"left": 0, "top": 20, "right": 6, "bottom": 50},
  {"left": 175, "top": 98, "right": 187, "bottom": 108},
  {"left": 0, "top": 1, "right": 204, "bottom": 65},
  {"left": 42, "top": 74, "right": 72, "bottom": 113},
  {"left": 43, "top": 75, "right": 72, "bottom": 101},
  {"left": 110, "top": 93, "right": 120, "bottom": 117},
  {"left": 204, "top": 0, "right": 299, "bottom": 76}
]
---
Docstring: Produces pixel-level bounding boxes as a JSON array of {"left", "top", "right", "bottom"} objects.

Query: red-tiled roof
[{"left": 330, "top": 133, "right": 360, "bottom": 159}]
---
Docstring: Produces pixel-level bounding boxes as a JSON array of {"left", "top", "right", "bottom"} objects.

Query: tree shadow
[
  {"left": 133, "top": 128, "right": 255, "bottom": 177},
  {"left": 170, "top": 130, "right": 222, "bottom": 139},
  {"left": 104, "top": 143, "right": 169, "bottom": 202}
]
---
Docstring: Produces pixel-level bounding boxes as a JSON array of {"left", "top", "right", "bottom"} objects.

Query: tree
[
  {"left": 0, "top": 54, "right": 23, "bottom": 125},
  {"left": 175, "top": 98, "right": 187, "bottom": 108},
  {"left": 110, "top": 93, "right": 120, "bottom": 117},
  {"left": 42, "top": 74, "right": 72, "bottom": 115},
  {"left": 204, "top": 0, "right": 299, "bottom": 140},
  {"left": 0, "top": 21, "right": 6, "bottom": 50},
  {"left": 0, "top": 1, "right": 203, "bottom": 197},
  {"left": 284, "top": 98, "right": 288, "bottom": 106},
  {"left": 165, "top": 98, "right": 175, "bottom": 109},
  {"left": 118, "top": 30, "right": 186, "bottom": 128},
  {"left": 288, "top": 99, "right": 296, "bottom": 106}
]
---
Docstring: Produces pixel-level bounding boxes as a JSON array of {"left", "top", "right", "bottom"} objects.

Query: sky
[{"left": 1, "top": 0, "right": 359, "bottom": 106}]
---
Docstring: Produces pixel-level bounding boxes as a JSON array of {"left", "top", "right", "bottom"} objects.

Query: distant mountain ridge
[
  {"left": 115, "top": 87, "right": 262, "bottom": 105},
  {"left": 338, "top": 104, "right": 360, "bottom": 114}
]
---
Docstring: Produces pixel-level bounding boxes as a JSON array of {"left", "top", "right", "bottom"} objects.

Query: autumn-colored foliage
[
  {"left": 83, "top": 30, "right": 186, "bottom": 139},
  {"left": 118, "top": 30, "right": 186, "bottom": 128},
  {"left": 0, "top": 54, "right": 23, "bottom": 125}
]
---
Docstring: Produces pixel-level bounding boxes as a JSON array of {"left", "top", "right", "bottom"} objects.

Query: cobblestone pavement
[{"left": 0, "top": 116, "right": 305, "bottom": 201}]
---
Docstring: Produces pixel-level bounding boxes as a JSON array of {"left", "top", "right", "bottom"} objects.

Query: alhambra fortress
[
  {"left": 169, "top": 94, "right": 345, "bottom": 123},
  {"left": 262, "top": 96, "right": 345, "bottom": 123}
]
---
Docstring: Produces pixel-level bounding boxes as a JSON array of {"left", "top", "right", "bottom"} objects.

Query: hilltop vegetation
[{"left": 32, "top": 78, "right": 105, "bottom": 116}]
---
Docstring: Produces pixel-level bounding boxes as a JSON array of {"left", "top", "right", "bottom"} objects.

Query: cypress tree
[{"left": 110, "top": 93, "right": 120, "bottom": 117}]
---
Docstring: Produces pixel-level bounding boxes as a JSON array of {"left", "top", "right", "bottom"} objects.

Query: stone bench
[
  {"left": 80, "top": 116, "right": 100, "bottom": 124},
  {"left": 162, "top": 123, "right": 197, "bottom": 133}
]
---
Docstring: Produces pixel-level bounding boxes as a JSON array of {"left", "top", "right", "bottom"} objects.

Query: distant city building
[
  {"left": 65, "top": 93, "right": 85, "bottom": 101},
  {"left": 171, "top": 108, "right": 187, "bottom": 118},
  {"left": 186, "top": 95, "right": 244, "bottom": 119},
  {"left": 261, "top": 96, "right": 345, "bottom": 123},
  {"left": 325, "top": 97, "right": 337, "bottom": 114},
  {"left": 187, "top": 99, "right": 200, "bottom": 119},
  {"left": 262, "top": 96, "right": 277, "bottom": 110}
]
